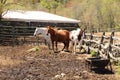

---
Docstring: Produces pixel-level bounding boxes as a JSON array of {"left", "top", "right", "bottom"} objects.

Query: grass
[
  {"left": 90, "top": 50, "right": 97, "bottom": 57},
  {"left": 117, "top": 66, "right": 120, "bottom": 74}
]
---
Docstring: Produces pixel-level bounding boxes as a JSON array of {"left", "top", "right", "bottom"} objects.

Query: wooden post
[
  {"left": 88, "top": 31, "right": 93, "bottom": 54},
  {"left": 79, "top": 30, "right": 85, "bottom": 52},
  {"left": 97, "top": 32, "right": 105, "bottom": 57},
  {"left": 81, "top": 30, "right": 86, "bottom": 45},
  {"left": 12, "top": 26, "right": 15, "bottom": 46},
  {"left": 108, "top": 31, "right": 114, "bottom": 58}
]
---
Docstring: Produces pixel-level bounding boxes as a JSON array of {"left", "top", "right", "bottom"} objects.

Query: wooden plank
[
  {"left": 111, "top": 44, "right": 120, "bottom": 50},
  {"left": 112, "top": 37, "right": 120, "bottom": 41},
  {"left": 90, "top": 40, "right": 100, "bottom": 44},
  {"left": 108, "top": 52, "right": 120, "bottom": 61},
  {"left": 89, "top": 47, "right": 98, "bottom": 52},
  {"left": 92, "top": 35, "right": 101, "bottom": 38},
  {"left": 103, "top": 35, "right": 110, "bottom": 39}
]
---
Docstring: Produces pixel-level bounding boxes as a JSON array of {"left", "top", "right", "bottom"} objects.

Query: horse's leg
[
  {"left": 70, "top": 42, "right": 74, "bottom": 53},
  {"left": 66, "top": 40, "right": 70, "bottom": 52},
  {"left": 61, "top": 41, "right": 69, "bottom": 52},
  {"left": 44, "top": 39, "right": 47, "bottom": 45},
  {"left": 47, "top": 41, "right": 51, "bottom": 50},
  {"left": 78, "top": 40, "right": 82, "bottom": 52},
  {"left": 55, "top": 41, "right": 58, "bottom": 51},
  {"left": 69, "top": 41, "right": 73, "bottom": 52},
  {"left": 73, "top": 41, "right": 77, "bottom": 54},
  {"left": 61, "top": 42, "right": 66, "bottom": 51},
  {"left": 52, "top": 41, "right": 54, "bottom": 51}
]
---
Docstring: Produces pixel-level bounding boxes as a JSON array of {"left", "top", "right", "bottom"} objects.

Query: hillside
[{"left": 1, "top": 0, "right": 120, "bottom": 31}]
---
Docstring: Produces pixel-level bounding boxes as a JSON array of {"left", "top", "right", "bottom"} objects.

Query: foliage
[
  {"left": 0, "top": 0, "right": 7, "bottom": 20},
  {"left": 27, "top": 46, "right": 40, "bottom": 52},
  {"left": 117, "top": 66, "right": 120, "bottom": 74},
  {"left": 1, "top": 0, "right": 120, "bottom": 30},
  {"left": 69, "top": 0, "right": 120, "bottom": 30},
  {"left": 40, "top": 0, "right": 68, "bottom": 13},
  {"left": 0, "top": 0, "right": 23, "bottom": 21},
  {"left": 114, "top": 60, "right": 120, "bottom": 74},
  {"left": 90, "top": 50, "right": 97, "bottom": 57}
]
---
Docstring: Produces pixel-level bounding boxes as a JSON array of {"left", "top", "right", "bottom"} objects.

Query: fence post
[
  {"left": 97, "top": 32, "right": 105, "bottom": 57},
  {"left": 79, "top": 30, "right": 86, "bottom": 52},
  {"left": 81, "top": 30, "right": 86, "bottom": 44},
  {"left": 88, "top": 31, "right": 93, "bottom": 54},
  {"left": 12, "top": 26, "right": 15, "bottom": 46},
  {"left": 108, "top": 31, "right": 114, "bottom": 58}
]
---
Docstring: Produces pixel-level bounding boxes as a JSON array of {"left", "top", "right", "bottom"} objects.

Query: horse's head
[
  {"left": 46, "top": 26, "right": 52, "bottom": 35},
  {"left": 34, "top": 27, "right": 45, "bottom": 36},
  {"left": 70, "top": 28, "right": 84, "bottom": 41},
  {"left": 78, "top": 28, "right": 84, "bottom": 41},
  {"left": 34, "top": 27, "right": 39, "bottom": 36}
]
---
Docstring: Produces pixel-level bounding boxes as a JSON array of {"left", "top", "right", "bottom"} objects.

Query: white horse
[
  {"left": 34, "top": 27, "right": 51, "bottom": 49},
  {"left": 70, "top": 28, "right": 83, "bottom": 54}
]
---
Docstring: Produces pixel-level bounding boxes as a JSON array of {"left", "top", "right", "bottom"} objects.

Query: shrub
[
  {"left": 90, "top": 50, "right": 97, "bottom": 57},
  {"left": 115, "top": 60, "right": 120, "bottom": 74},
  {"left": 35, "top": 46, "right": 40, "bottom": 51},
  {"left": 117, "top": 66, "right": 120, "bottom": 74}
]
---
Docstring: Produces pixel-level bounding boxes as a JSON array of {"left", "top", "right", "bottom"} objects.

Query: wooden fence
[
  {"left": 0, "top": 25, "right": 37, "bottom": 45},
  {"left": 85, "top": 27, "right": 120, "bottom": 33},
  {"left": 80, "top": 31, "right": 120, "bottom": 61},
  {"left": 0, "top": 25, "right": 76, "bottom": 46}
]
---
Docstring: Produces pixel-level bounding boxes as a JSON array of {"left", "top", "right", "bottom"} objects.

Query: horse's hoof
[
  {"left": 64, "top": 50, "right": 70, "bottom": 52},
  {"left": 54, "top": 51, "right": 59, "bottom": 53}
]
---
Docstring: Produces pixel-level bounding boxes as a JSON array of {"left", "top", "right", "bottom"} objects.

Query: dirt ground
[{"left": 0, "top": 43, "right": 120, "bottom": 80}]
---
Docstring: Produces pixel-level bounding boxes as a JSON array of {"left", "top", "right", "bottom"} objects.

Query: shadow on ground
[{"left": 91, "top": 68, "right": 114, "bottom": 74}]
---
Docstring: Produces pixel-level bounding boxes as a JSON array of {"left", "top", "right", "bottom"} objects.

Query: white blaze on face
[{"left": 34, "top": 28, "right": 38, "bottom": 36}]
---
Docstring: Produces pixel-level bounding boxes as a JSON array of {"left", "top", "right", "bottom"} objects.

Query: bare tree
[{"left": 106, "top": 6, "right": 115, "bottom": 29}]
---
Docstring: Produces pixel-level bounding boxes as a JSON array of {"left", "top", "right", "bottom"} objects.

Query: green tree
[
  {"left": 0, "top": 0, "right": 23, "bottom": 21},
  {"left": 40, "top": 0, "right": 53, "bottom": 12},
  {"left": 71, "top": 0, "right": 120, "bottom": 31},
  {"left": 0, "top": 0, "right": 7, "bottom": 21},
  {"left": 40, "top": 0, "right": 68, "bottom": 13}
]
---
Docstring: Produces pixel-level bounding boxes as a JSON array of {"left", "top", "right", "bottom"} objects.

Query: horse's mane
[
  {"left": 78, "top": 28, "right": 84, "bottom": 41},
  {"left": 36, "top": 27, "right": 46, "bottom": 29},
  {"left": 54, "top": 27, "right": 61, "bottom": 30}
]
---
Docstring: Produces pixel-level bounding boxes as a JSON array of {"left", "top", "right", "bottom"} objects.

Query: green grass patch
[
  {"left": 90, "top": 50, "right": 97, "bottom": 57},
  {"left": 117, "top": 66, "right": 120, "bottom": 74}
]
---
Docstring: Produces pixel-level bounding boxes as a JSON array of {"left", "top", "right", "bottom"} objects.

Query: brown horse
[{"left": 46, "top": 26, "right": 70, "bottom": 52}]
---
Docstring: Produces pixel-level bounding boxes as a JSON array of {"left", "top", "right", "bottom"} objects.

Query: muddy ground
[{"left": 0, "top": 43, "right": 120, "bottom": 80}]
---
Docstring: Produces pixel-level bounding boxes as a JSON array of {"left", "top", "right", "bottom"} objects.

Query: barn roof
[{"left": 2, "top": 10, "right": 80, "bottom": 23}]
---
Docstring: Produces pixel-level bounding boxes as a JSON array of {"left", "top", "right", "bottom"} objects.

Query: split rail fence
[{"left": 80, "top": 31, "right": 120, "bottom": 61}]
